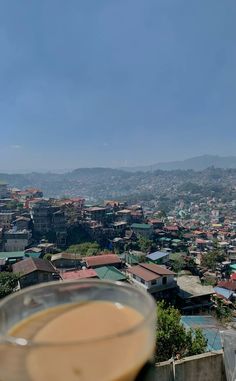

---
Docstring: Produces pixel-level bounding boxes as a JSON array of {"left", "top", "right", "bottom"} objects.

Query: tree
[
  {"left": 170, "top": 255, "right": 185, "bottom": 274},
  {"left": 201, "top": 248, "right": 225, "bottom": 271},
  {"left": 137, "top": 235, "right": 154, "bottom": 253},
  {"left": 156, "top": 302, "right": 207, "bottom": 362},
  {"left": 212, "top": 296, "right": 232, "bottom": 323},
  {"left": 66, "top": 242, "right": 101, "bottom": 256},
  {"left": 0, "top": 272, "right": 19, "bottom": 299}
]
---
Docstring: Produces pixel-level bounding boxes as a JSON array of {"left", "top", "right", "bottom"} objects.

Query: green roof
[
  {"left": 95, "top": 266, "right": 127, "bottom": 281},
  {"left": 172, "top": 239, "right": 181, "bottom": 243},
  {"left": 25, "top": 252, "right": 41, "bottom": 258},
  {"left": 0, "top": 251, "right": 25, "bottom": 259},
  {"left": 131, "top": 223, "right": 152, "bottom": 230},
  {"left": 230, "top": 264, "right": 236, "bottom": 270}
]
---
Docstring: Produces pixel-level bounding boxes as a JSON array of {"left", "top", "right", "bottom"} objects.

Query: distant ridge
[{"left": 120, "top": 155, "right": 236, "bottom": 172}]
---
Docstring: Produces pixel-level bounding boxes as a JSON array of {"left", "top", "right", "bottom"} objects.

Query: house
[
  {"left": 131, "top": 223, "right": 153, "bottom": 238},
  {"left": 127, "top": 263, "right": 176, "bottom": 298},
  {"left": 51, "top": 252, "right": 82, "bottom": 269},
  {"left": 177, "top": 276, "right": 214, "bottom": 313},
  {"left": 95, "top": 266, "right": 127, "bottom": 282},
  {"left": 146, "top": 251, "right": 169, "bottom": 265},
  {"left": 83, "top": 254, "right": 122, "bottom": 269},
  {"left": 60, "top": 268, "right": 98, "bottom": 281},
  {"left": 12, "top": 257, "right": 59, "bottom": 288}
]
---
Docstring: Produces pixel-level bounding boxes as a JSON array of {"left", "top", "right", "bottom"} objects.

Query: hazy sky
[{"left": 0, "top": 0, "right": 236, "bottom": 171}]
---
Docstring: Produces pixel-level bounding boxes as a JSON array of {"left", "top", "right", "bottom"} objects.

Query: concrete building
[
  {"left": 0, "top": 182, "right": 9, "bottom": 198},
  {"left": 31, "top": 201, "right": 54, "bottom": 233},
  {"left": 4, "top": 229, "right": 32, "bottom": 252},
  {"left": 131, "top": 223, "right": 153, "bottom": 238},
  {"left": 0, "top": 212, "right": 15, "bottom": 229}
]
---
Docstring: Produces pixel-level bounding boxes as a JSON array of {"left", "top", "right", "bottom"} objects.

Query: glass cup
[{"left": 0, "top": 280, "right": 156, "bottom": 381}]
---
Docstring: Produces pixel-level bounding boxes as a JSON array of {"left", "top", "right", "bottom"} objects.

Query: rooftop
[
  {"left": 0, "top": 251, "right": 25, "bottom": 259},
  {"left": 84, "top": 254, "right": 121, "bottom": 267},
  {"left": 146, "top": 251, "right": 169, "bottom": 261},
  {"left": 95, "top": 266, "right": 127, "bottom": 281},
  {"left": 128, "top": 263, "right": 175, "bottom": 282},
  {"left": 61, "top": 269, "right": 97, "bottom": 280},
  {"left": 177, "top": 276, "right": 214, "bottom": 299},
  {"left": 12, "top": 257, "right": 56, "bottom": 276},
  {"left": 131, "top": 223, "right": 152, "bottom": 229}
]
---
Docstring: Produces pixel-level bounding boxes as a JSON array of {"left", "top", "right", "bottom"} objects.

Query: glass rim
[{"left": 0, "top": 279, "right": 156, "bottom": 347}]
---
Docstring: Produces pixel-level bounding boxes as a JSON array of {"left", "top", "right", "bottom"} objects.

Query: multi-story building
[
  {"left": 84, "top": 207, "right": 106, "bottom": 222},
  {"left": 31, "top": 201, "right": 55, "bottom": 233},
  {"left": 0, "top": 212, "right": 15, "bottom": 229},
  {"left": 0, "top": 182, "right": 9, "bottom": 198},
  {"left": 4, "top": 229, "right": 32, "bottom": 252}
]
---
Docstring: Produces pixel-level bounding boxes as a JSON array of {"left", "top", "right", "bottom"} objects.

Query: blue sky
[{"left": 0, "top": 0, "right": 235, "bottom": 171}]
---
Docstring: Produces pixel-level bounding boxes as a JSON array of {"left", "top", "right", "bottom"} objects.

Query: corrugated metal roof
[
  {"left": 13, "top": 258, "right": 56, "bottom": 276},
  {"left": 95, "top": 266, "right": 126, "bottom": 281},
  {"left": 146, "top": 251, "right": 169, "bottom": 261},
  {"left": 61, "top": 269, "right": 97, "bottom": 280},
  {"left": 217, "top": 281, "right": 236, "bottom": 291},
  {"left": 181, "top": 315, "right": 223, "bottom": 351},
  {"left": 214, "top": 286, "right": 233, "bottom": 300},
  {"left": 0, "top": 251, "right": 25, "bottom": 259},
  {"left": 140, "top": 263, "right": 175, "bottom": 275},
  {"left": 131, "top": 223, "right": 152, "bottom": 229},
  {"left": 84, "top": 254, "right": 121, "bottom": 268},
  {"left": 128, "top": 266, "right": 160, "bottom": 282}
]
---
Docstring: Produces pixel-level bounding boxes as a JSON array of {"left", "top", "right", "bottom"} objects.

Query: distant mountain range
[
  {"left": 120, "top": 155, "right": 236, "bottom": 172},
  {"left": 0, "top": 155, "right": 236, "bottom": 199}
]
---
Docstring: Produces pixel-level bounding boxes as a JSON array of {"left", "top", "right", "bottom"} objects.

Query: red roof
[
  {"left": 231, "top": 273, "right": 236, "bottom": 281},
  {"left": 84, "top": 254, "right": 121, "bottom": 268},
  {"left": 61, "top": 269, "right": 97, "bottom": 280},
  {"left": 165, "top": 225, "right": 179, "bottom": 231},
  {"left": 218, "top": 281, "right": 236, "bottom": 291},
  {"left": 196, "top": 238, "right": 208, "bottom": 244},
  {"left": 128, "top": 266, "right": 160, "bottom": 282}
]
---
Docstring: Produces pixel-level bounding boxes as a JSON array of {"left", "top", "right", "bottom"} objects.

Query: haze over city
[{"left": 0, "top": 0, "right": 236, "bottom": 171}]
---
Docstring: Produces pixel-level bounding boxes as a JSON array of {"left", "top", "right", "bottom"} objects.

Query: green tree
[
  {"left": 0, "top": 272, "right": 19, "bottom": 299},
  {"left": 170, "top": 254, "right": 185, "bottom": 274},
  {"left": 212, "top": 296, "right": 232, "bottom": 323},
  {"left": 156, "top": 302, "right": 207, "bottom": 362},
  {"left": 201, "top": 249, "right": 225, "bottom": 271},
  {"left": 137, "top": 235, "right": 154, "bottom": 253},
  {"left": 66, "top": 242, "right": 101, "bottom": 256}
]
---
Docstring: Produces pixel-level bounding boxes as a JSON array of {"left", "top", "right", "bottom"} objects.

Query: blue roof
[
  {"left": 181, "top": 315, "right": 223, "bottom": 351},
  {"left": 146, "top": 251, "right": 169, "bottom": 261},
  {"left": 214, "top": 286, "right": 233, "bottom": 300}
]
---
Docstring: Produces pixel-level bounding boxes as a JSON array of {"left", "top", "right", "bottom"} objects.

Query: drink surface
[{"left": 8, "top": 301, "right": 154, "bottom": 381}]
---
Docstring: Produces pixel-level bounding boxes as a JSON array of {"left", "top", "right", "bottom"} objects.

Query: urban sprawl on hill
[{"left": 0, "top": 167, "right": 236, "bottom": 358}]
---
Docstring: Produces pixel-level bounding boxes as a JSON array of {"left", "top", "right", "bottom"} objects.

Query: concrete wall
[{"left": 155, "top": 351, "right": 226, "bottom": 381}]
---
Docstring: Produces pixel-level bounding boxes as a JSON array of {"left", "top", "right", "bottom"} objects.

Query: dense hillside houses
[{"left": 0, "top": 180, "right": 235, "bottom": 321}]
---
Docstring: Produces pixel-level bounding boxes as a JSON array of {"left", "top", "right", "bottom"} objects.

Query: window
[
  {"left": 162, "top": 277, "right": 167, "bottom": 285},
  {"left": 151, "top": 279, "right": 156, "bottom": 285}
]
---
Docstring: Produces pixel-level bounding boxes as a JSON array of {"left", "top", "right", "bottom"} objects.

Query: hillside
[{"left": 0, "top": 166, "right": 236, "bottom": 202}]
